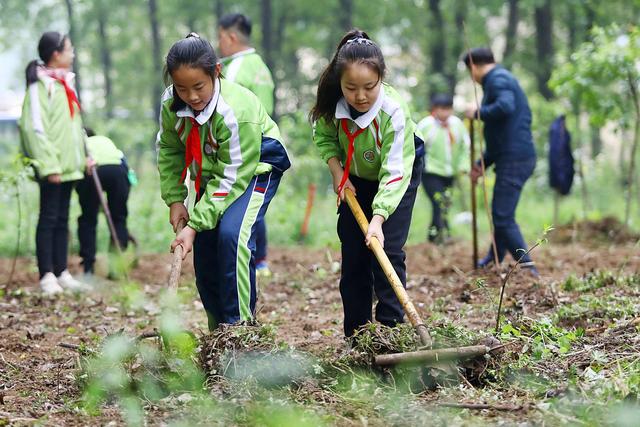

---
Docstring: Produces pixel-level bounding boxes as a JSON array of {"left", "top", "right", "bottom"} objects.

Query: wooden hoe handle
[
  {"left": 343, "top": 188, "right": 432, "bottom": 348},
  {"left": 167, "top": 219, "right": 187, "bottom": 293}
]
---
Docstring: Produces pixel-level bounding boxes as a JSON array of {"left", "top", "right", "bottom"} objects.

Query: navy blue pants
[
  {"left": 485, "top": 157, "right": 536, "bottom": 264},
  {"left": 421, "top": 172, "right": 454, "bottom": 242},
  {"left": 37, "top": 180, "right": 75, "bottom": 278},
  {"left": 193, "top": 172, "right": 281, "bottom": 330},
  {"left": 76, "top": 164, "right": 130, "bottom": 273},
  {"left": 337, "top": 155, "right": 423, "bottom": 337}
]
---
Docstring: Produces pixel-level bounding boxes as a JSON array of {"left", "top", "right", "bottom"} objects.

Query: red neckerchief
[
  {"left": 44, "top": 69, "right": 81, "bottom": 117},
  {"left": 432, "top": 113, "right": 455, "bottom": 146},
  {"left": 337, "top": 119, "right": 366, "bottom": 204},
  {"left": 180, "top": 118, "right": 203, "bottom": 197}
]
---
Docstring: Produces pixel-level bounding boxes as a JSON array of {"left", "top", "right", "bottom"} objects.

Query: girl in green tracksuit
[
  {"left": 19, "top": 31, "right": 88, "bottom": 295},
  {"left": 157, "top": 33, "right": 290, "bottom": 330},
  {"left": 310, "top": 29, "right": 424, "bottom": 338}
]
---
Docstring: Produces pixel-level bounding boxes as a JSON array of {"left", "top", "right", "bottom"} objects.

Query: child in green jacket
[
  {"left": 157, "top": 33, "right": 290, "bottom": 330},
  {"left": 218, "top": 13, "right": 276, "bottom": 277},
  {"left": 310, "top": 30, "right": 424, "bottom": 338},
  {"left": 19, "top": 31, "right": 88, "bottom": 295},
  {"left": 417, "top": 94, "right": 470, "bottom": 243}
]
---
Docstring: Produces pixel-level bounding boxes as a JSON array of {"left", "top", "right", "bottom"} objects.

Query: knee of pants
[{"left": 492, "top": 214, "right": 517, "bottom": 229}]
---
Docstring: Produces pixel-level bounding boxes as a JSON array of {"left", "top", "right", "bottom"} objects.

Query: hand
[
  {"left": 464, "top": 106, "right": 478, "bottom": 120},
  {"left": 328, "top": 157, "right": 356, "bottom": 201},
  {"left": 334, "top": 177, "right": 357, "bottom": 201},
  {"left": 171, "top": 225, "right": 196, "bottom": 260},
  {"left": 169, "top": 202, "right": 189, "bottom": 233},
  {"left": 470, "top": 163, "right": 483, "bottom": 184},
  {"left": 85, "top": 157, "right": 97, "bottom": 175},
  {"left": 365, "top": 215, "right": 385, "bottom": 248},
  {"left": 47, "top": 174, "right": 62, "bottom": 184}
]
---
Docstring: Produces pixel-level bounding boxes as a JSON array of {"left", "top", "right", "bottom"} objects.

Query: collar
[
  {"left": 334, "top": 84, "right": 385, "bottom": 129},
  {"left": 176, "top": 78, "right": 222, "bottom": 125},
  {"left": 481, "top": 65, "right": 501, "bottom": 86},
  {"left": 220, "top": 47, "right": 256, "bottom": 62},
  {"left": 38, "top": 66, "right": 76, "bottom": 86}
]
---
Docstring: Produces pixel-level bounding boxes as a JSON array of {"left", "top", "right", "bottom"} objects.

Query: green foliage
[{"left": 550, "top": 25, "right": 640, "bottom": 129}]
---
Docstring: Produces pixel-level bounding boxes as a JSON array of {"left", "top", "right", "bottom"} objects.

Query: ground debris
[{"left": 551, "top": 216, "right": 640, "bottom": 244}]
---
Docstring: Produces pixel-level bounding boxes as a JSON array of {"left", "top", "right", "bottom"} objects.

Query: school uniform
[
  {"left": 76, "top": 135, "right": 131, "bottom": 273},
  {"left": 416, "top": 114, "right": 470, "bottom": 242},
  {"left": 157, "top": 78, "right": 290, "bottom": 330},
  {"left": 19, "top": 67, "right": 86, "bottom": 278},
  {"left": 313, "top": 83, "right": 424, "bottom": 337},
  {"left": 220, "top": 48, "right": 276, "bottom": 265}
]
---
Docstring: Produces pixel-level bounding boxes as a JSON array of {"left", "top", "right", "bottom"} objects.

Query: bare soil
[{"left": 1, "top": 238, "right": 639, "bottom": 425}]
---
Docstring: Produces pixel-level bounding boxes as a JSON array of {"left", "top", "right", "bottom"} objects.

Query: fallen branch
[
  {"left": 0, "top": 411, "right": 38, "bottom": 423},
  {"left": 438, "top": 402, "right": 524, "bottom": 411},
  {"left": 586, "top": 317, "right": 640, "bottom": 336}
]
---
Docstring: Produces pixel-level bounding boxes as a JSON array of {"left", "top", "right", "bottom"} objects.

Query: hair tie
[
  {"left": 186, "top": 32, "right": 201, "bottom": 39},
  {"left": 346, "top": 37, "right": 374, "bottom": 45}
]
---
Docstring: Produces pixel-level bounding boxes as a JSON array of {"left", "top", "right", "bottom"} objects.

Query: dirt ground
[{"left": 1, "top": 238, "right": 639, "bottom": 426}]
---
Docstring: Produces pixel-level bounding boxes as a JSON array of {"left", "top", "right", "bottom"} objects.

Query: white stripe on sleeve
[{"left": 211, "top": 94, "right": 243, "bottom": 196}]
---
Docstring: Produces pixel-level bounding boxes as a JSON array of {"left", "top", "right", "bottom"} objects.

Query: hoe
[{"left": 344, "top": 188, "right": 493, "bottom": 367}]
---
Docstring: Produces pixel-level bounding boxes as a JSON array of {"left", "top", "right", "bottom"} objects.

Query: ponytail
[
  {"left": 25, "top": 60, "right": 40, "bottom": 86},
  {"left": 25, "top": 31, "right": 68, "bottom": 87},
  {"left": 309, "top": 29, "right": 385, "bottom": 124}
]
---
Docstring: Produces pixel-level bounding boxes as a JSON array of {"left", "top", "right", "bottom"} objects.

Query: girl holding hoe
[
  {"left": 157, "top": 33, "right": 290, "bottom": 330},
  {"left": 310, "top": 30, "right": 424, "bottom": 338}
]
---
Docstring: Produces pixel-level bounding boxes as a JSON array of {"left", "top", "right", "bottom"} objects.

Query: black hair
[
  {"left": 461, "top": 47, "right": 495, "bottom": 68},
  {"left": 218, "top": 13, "right": 252, "bottom": 39},
  {"left": 430, "top": 93, "right": 453, "bottom": 108},
  {"left": 25, "top": 31, "right": 68, "bottom": 86},
  {"left": 84, "top": 127, "right": 95, "bottom": 137},
  {"left": 310, "top": 29, "right": 386, "bottom": 124},
  {"left": 163, "top": 33, "right": 219, "bottom": 112}
]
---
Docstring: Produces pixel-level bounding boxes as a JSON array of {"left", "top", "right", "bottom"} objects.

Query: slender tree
[
  {"left": 339, "top": 0, "right": 353, "bottom": 32},
  {"left": 96, "top": 3, "right": 113, "bottom": 118},
  {"left": 64, "top": 0, "right": 81, "bottom": 101},
  {"left": 148, "top": 0, "right": 162, "bottom": 122},
  {"left": 503, "top": 0, "right": 519, "bottom": 68},
  {"left": 534, "top": 0, "right": 554, "bottom": 99}
]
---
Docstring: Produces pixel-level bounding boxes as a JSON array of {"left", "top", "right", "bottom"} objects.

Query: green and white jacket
[
  {"left": 313, "top": 83, "right": 417, "bottom": 220},
  {"left": 220, "top": 48, "right": 275, "bottom": 115},
  {"left": 416, "top": 114, "right": 470, "bottom": 178},
  {"left": 87, "top": 135, "right": 124, "bottom": 166},
  {"left": 156, "top": 79, "right": 283, "bottom": 232},
  {"left": 19, "top": 71, "right": 86, "bottom": 181}
]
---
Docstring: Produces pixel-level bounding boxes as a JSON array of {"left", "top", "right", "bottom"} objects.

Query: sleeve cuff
[
  {"left": 187, "top": 219, "right": 203, "bottom": 233},
  {"left": 163, "top": 194, "right": 187, "bottom": 207},
  {"left": 372, "top": 208, "right": 389, "bottom": 221},
  {"left": 321, "top": 151, "right": 342, "bottom": 164}
]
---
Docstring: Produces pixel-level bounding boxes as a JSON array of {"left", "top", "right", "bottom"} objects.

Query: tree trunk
[
  {"left": 97, "top": 5, "right": 113, "bottom": 119},
  {"left": 624, "top": 73, "right": 640, "bottom": 226},
  {"left": 590, "top": 126, "right": 602, "bottom": 158},
  {"left": 573, "top": 101, "right": 590, "bottom": 217},
  {"left": 148, "top": 0, "right": 163, "bottom": 124},
  {"left": 503, "top": 0, "right": 519, "bottom": 68},
  {"left": 261, "top": 0, "right": 277, "bottom": 120},
  {"left": 428, "top": 0, "right": 447, "bottom": 94},
  {"left": 448, "top": 0, "right": 466, "bottom": 93},
  {"left": 261, "top": 0, "right": 274, "bottom": 70},
  {"left": 534, "top": 0, "right": 553, "bottom": 99},
  {"left": 339, "top": 0, "right": 353, "bottom": 32},
  {"left": 214, "top": 0, "right": 224, "bottom": 21},
  {"left": 64, "top": 0, "right": 81, "bottom": 102}
]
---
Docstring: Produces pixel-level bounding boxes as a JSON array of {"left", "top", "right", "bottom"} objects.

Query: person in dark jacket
[{"left": 462, "top": 47, "right": 538, "bottom": 276}]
